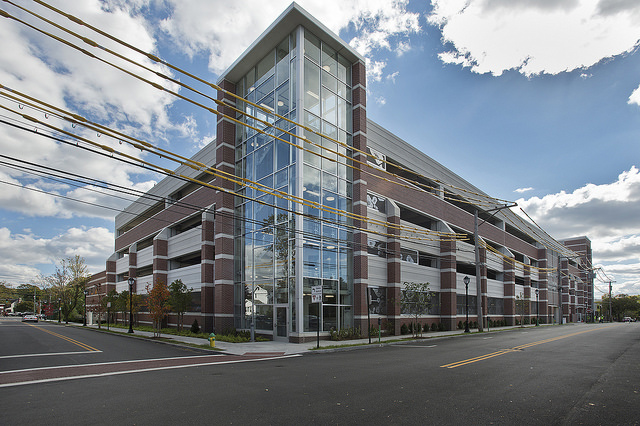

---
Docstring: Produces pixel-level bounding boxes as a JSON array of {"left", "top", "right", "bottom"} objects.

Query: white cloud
[
  {"left": 428, "top": 0, "right": 640, "bottom": 77},
  {"left": 515, "top": 187, "right": 534, "bottom": 193},
  {"left": 0, "top": 0, "right": 188, "bottom": 222},
  {"left": 158, "top": 0, "right": 420, "bottom": 81},
  {"left": 628, "top": 84, "right": 640, "bottom": 106},
  {"left": 387, "top": 71, "right": 400, "bottom": 83},
  {"left": 367, "top": 59, "right": 387, "bottom": 83},
  {"left": 517, "top": 166, "right": 640, "bottom": 295},
  {"left": 0, "top": 226, "right": 114, "bottom": 283}
]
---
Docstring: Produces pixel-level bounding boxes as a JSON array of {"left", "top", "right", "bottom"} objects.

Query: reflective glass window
[
  {"left": 254, "top": 141, "right": 273, "bottom": 181},
  {"left": 255, "top": 302, "right": 273, "bottom": 330},
  {"left": 276, "top": 278, "right": 288, "bottom": 303},
  {"left": 322, "top": 137, "right": 338, "bottom": 175},
  {"left": 276, "top": 82, "right": 289, "bottom": 116},
  {"left": 323, "top": 246, "right": 338, "bottom": 280},
  {"left": 254, "top": 245, "right": 274, "bottom": 280},
  {"left": 255, "top": 76, "right": 274, "bottom": 101},
  {"left": 254, "top": 198, "right": 273, "bottom": 228},
  {"left": 338, "top": 54, "right": 351, "bottom": 85},
  {"left": 337, "top": 97, "right": 349, "bottom": 131},
  {"left": 304, "top": 31, "right": 320, "bottom": 63},
  {"left": 323, "top": 305, "right": 337, "bottom": 331},
  {"left": 256, "top": 51, "right": 275, "bottom": 82},
  {"left": 322, "top": 88, "right": 337, "bottom": 125},
  {"left": 303, "top": 164, "right": 321, "bottom": 198},
  {"left": 276, "top": 138, "right": 290, "bottom": 172},
  {"left": 322, "top": 171, "right": 337, "bottom": 192},
  {"left": 304, "top": 59, "right": 320, "bottom": 115},
  {"left": 303, "top": 242, "right": 321, "bottom": 278},
  {"left": 321, "top": 44, "right": 337, "bottom": 76},
  {"left": 246, "top": 67, "right": 256, "bottom": 94},
  {"left": 245, "top": 152, "right": 254, "bottom": 181},
  {"left": 303, "top": 129, "right": 321, "bottom": 167}
]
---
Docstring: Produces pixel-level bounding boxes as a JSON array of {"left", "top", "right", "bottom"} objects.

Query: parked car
[
  {"left": 21, "top": 314, "right": 38, "bottom": 323},
  {"left": 623, "top": 317, "right": 633, "bottom": 323}
]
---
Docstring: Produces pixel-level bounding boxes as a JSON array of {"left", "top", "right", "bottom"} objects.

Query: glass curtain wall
[
  {"left": 234, "top": 27, "right": 354, "bottom": 336},
  {"left": 300, "top": 30, "right": 354, "bottom": 333},
  {"left": 235, "top": 33, "right": 297, "bottom": 333}
]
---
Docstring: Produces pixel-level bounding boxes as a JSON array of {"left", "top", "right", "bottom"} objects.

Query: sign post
[{"left": 312, "top": 285, "right": 322, "bottom": 348}]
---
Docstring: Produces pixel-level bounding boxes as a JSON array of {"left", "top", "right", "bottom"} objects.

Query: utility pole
[{"left": 608, "top": 281, "right": 613, "bottom": 322}]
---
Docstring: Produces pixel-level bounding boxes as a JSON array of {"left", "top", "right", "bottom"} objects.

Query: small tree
[
  {"left": 515, "top": 292, "right": 529, "bottom": 327},
  {"left": 169, "top": 279, "right": 191, "bottom": 332},
  {"left": 116, "top": 290, "right": 128, "bottom": 325},
  {"left": 399, "top": 281, "right": 432, "bottom": 338},
  {"left": 146, "top": 280, "right": 171, "bottom": 337}
]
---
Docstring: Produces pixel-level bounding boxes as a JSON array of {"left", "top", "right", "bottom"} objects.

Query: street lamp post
[
  {"left": 58, "top": 298, "right": 61, "bottom": 323},
  {"left": 535, "top": 288, "right": 539, "bottom": 326},
  {"left": 83, "top": 290, "right": 88, "bottom": 326},
  {"left": 127, "top": 277, "right": 135, "bottom": 333},
  {"left": 463, "top": 276, "right": 470, "bottom": 333}
]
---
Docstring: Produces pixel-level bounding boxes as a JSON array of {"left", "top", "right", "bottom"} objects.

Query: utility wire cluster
[{"left": 0, "top": 0, "right": 604, "bottom": 282}]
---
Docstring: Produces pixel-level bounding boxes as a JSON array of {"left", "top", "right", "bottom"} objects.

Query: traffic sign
[{"left": 311, "top": 285, "right": 322, "bottom": 303}]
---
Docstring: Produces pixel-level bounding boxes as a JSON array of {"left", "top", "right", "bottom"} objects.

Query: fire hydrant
[{"left": 208, "top": 333, "right": 216, "bottom": 348}]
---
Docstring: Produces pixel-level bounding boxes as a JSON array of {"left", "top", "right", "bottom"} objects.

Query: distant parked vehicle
[
  {"left": 21, "top": 314, "right": 38, "bottom": 323},
  {"left": 623, "top": 317, "right": 632, "bottom": 323}
]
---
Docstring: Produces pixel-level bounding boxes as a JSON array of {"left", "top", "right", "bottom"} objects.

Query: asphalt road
[{"left": 1, "top": 319, "right": 638, "bottom": 425}]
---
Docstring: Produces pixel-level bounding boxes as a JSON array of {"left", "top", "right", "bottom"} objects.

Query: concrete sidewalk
[{"left": 70, "top": 321, "right": 559, "bottom": 356}]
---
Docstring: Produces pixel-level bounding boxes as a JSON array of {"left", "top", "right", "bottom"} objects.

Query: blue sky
[{"left": 0, "top": 0, "right": 639, "bottom": 298}]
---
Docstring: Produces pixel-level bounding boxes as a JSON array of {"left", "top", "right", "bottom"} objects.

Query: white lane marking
[
  {"left": 399, "top": 345, "right": 437, "bottom": 348},
  {"left": 0, "top": 354, "right": 220, "bottom": 375},
  {"left": 0, "top": 354, "right": 302, "bottom": 388},
  {"left": 0, "top": 351, "right": 103, "bottom": 360}
]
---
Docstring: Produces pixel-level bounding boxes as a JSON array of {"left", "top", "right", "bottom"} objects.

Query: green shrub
[
  {"left": 458, "top": 321, "right": 463, "bottom": 329},
  {"left": 190, "top": 319, "right": 200, "bottom": 334},
  {"left": 330, "top": 327, "right": 362, "bottom": 341},
  {"left": 438, "top": 322, "right": 446, "bottom": 332},
  {"left": 385, "top": 320, "right": 394, "bottom": 335},
  {"left": 401, "top": 323, "right": 409, "bottom": 335},
  {"left": 368, "top": 325, "right": 379, "bottom": 337},
  {"left": 430, "top": 323, "right": 438, "bottom": 332},
  {"left": 423, "top": 323, "right": 430, "bottom": 332}
]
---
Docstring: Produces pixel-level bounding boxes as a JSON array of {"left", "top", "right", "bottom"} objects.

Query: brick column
[
  {"left": 201, "top": 210, "right": 215, "bottom": 332},
  {"left": 214, "top": 79, "right": 237, "bottom": 332},
  {"left": 440, "top": 239, "right": 457, "bottom": 331},
  {"left": 128, "top": 243, "right": 137, "bottom": 292},
  {"left": 106, "top": 253, "right": 117, "bottom": 292},
  {"left": 560, "top": 258, "right": 570, "bottom": 322},
  {"left": 503, "top": 256, "right": 516, "bottom": 325},
  {"left": 352, "top": 60, "right": 369, "bottom": 333},
  {"left": 523, "top": 264, "right": 531, "bottom": 319},
  {"left": 153, "top": 230, "right": 169, "bottom": 288},
  {"left": 569, "top": 275, "right": 576, "bottom": 322},
  {"left": 538, "top": 249, "right": 550, "bottom": 323},
  {"left": 480, "top": 246, "right": 488, "bottom": 326},
  {"left": 386, "top": 200, "right": 402, "bottom": 335}
]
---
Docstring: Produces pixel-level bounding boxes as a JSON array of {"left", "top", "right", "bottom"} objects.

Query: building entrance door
[{"left": 274, "top": 305, "right": 288, "bottom": 340}]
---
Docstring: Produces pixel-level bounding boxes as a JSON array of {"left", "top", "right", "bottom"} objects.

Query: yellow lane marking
[
  {"left": 27, "top": 323, "right": 100, "bottom": 352},
  {"left": 441, "top": 325, "right": 619, "bottom": 369}
]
